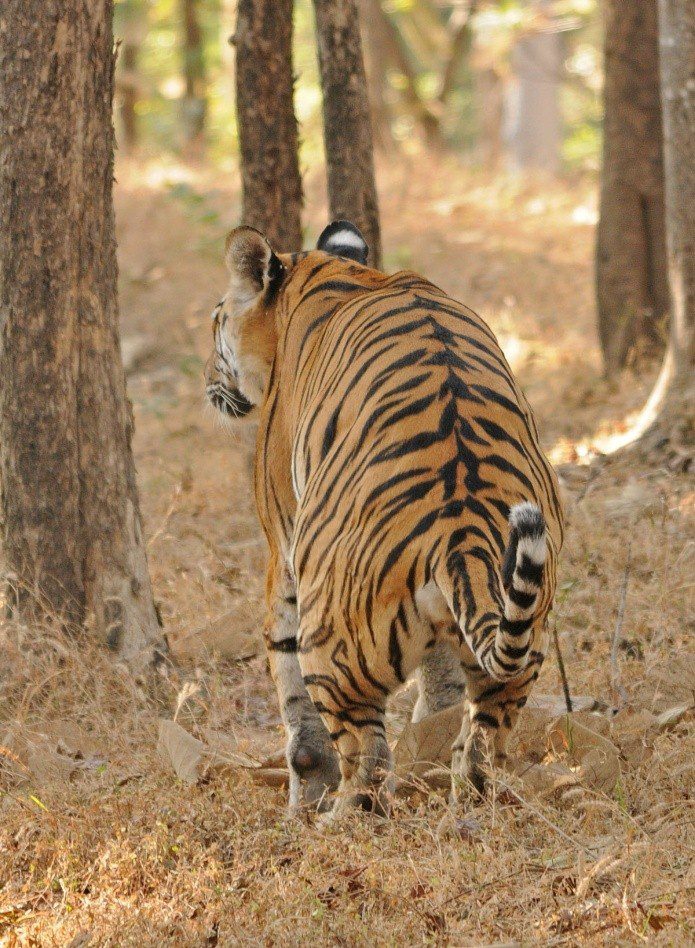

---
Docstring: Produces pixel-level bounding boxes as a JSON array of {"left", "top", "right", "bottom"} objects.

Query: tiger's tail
[{"left": 435, "top": 502, "right": 547, "bottom": 682}]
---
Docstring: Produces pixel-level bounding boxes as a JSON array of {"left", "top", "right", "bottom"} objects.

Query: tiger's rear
[{"left": 206, "top": 221, "right": 564, "bottom": 816}]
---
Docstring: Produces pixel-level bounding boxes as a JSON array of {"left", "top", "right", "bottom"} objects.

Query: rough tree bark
[
  {"left": 596, "top": 0, "right": 668, "bottom": 375},
  {"left": 0, "top": 0, "right": 167, "bottom": 668},
  {"left": 234, "top": 0, "right": 303, "bottom": 250},
  {"left": 181, "top": 0, "right": 207, "bottom": 147},
  {"left": 312, "top": 0, "right": 382, "bottom": 269}
]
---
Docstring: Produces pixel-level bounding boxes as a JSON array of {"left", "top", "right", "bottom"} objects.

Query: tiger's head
[{"left": 205, "top": 220, "right": 369, "bottom": 419}]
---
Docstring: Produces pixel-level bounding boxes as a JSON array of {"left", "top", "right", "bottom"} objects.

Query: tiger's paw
[{"left": 287, "top": 737, "right": 341, "bottom": 813}]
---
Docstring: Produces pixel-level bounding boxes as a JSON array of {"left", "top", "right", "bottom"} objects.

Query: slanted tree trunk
[
  {"left": 181, "top": 0, "right": 207, "bottom": 148},
  {"left": 364, "top": 0, "right": 442, "bottom": 148},
  {"left": 438, "top": 0, "right": 478, "bottom": 106},
  {"left": 312, "top": 0, "right": 382, "bottom": 269},
  {"left": 234, "top": 0, "right": 303, "bottom": 250},
  {"left": 0, "top": 0, "right": 167, "bottom": 669},
  {"left": 596, "top": 0, "right": 668, "bottom": 375}
]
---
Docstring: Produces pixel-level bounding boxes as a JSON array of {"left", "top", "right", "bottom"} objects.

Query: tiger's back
[{"left": 207, "top": 222, "right": 564, "bottom": 816}]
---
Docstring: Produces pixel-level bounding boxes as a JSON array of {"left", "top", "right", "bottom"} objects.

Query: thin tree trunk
[
  {"left": 365, "top": 0, "right": 442, "bottom": 148},
  {"left": 0, "top": 0, "right": 167, "bottom": 669},
  {"left": 360, "top": 0, "right": 397, "bottom": 152},
  {"left": 181, "top": 0, "right": 207, "bottom": 147},
  {"left": 119, "top": 40, "right": 140, "bottom": 152},
  {"left": 507, "top": 25, "right": 562, "bottom": 174},
  {"left": 312, "top": 0, "right": 382, "bottom": 269},
  {"left": 438, "top": 0, "right": 478, "bottom": 105},
  {"left": 658, "top": 0, "right": 694, "bottom": 379},
  {"left": 475, "top": 67, "right": 504, "bottom": 169},
  {"left": 596, "top": 0, "right": 668, "bottom": 375},
  {"left": 234, "top": 0, "right": 303, "bottom": 250}
]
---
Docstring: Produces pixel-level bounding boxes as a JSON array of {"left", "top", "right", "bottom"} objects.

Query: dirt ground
[{"left": 1, "top": 154, "right": 693, "bottom": 946}]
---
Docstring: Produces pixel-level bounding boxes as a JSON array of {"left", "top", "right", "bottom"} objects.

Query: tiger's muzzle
[{"left": 205, "top": 380, "right": 254, "bottom": 418}]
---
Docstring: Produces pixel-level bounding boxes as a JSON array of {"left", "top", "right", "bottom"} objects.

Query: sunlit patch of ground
[{"left": 1, "top": 154, "right": 693, "bottom": 945}]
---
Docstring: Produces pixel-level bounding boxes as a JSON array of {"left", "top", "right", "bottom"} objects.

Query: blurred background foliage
[{"left": 113, "top": 0, "right": 602, "bottom": 174}]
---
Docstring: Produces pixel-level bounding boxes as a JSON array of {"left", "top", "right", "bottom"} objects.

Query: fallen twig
[
  {"left": 551, "top": 621, "right": 574, "bottom": 714},
  {"left": 610, "top": 543, "right": 632, "bottom": 711}
]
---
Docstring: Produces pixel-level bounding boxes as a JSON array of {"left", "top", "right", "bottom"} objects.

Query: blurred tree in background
[
  {"left": 112, "top": 0, "right": 687, "bottom": 382},
  {"left": 181, "top": 0, "right": 208, "bottom": 148},
  {"left": 112, "top": 0, "right": 603, "bottom": 175}
]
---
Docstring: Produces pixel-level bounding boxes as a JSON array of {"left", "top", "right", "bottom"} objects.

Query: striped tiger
[{"left": 205, "top": 221, "right": 564, "bottom": 818}]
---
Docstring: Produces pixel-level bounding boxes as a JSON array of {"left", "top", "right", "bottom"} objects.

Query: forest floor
[{"left": 1, "top": 154, "right": 693, "bottom": 946}]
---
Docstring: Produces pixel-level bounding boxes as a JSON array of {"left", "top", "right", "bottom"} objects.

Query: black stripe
[
  {"left": 268, "top": 636, "right": 297, "bottom": 653},
  {"left": 517, "top": 555, "right": 544, "bottom": 586},
  {"left": 507, "top": 586, "right": 537, "bottom": 610},
  {"left": 500, "top": 617, "right": 533, "bottom": 637},
  {"left": 500, "top": 642, "right": 529, "bottom": 660}
]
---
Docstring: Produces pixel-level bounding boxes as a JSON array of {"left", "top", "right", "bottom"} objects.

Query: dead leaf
[
  {"left": 516, "top": 760, "right": 580, "bottom": 798},
  {"left": 656, "top": 704, "right": 692, "bottom": 730},
  {"left": 393, "top": 703, "right": 464, "bottom": 779},
  {"left": 547, "top": 715, "right": 620, "bottom": 793},
  {"left": 528, "top": 693, "right": 603, "bottom": 715},
  {"left": 27, "top": 746, "right": 78, "bottom": 784},
  {"left": 578, "top": 747, "right": 620, "bottom": 793},
  {"left": 157, "top": 719, "right": 206, "bottom": 784},
  {"left": 610, "top": 709, "right": 658, "bottom": 766}
]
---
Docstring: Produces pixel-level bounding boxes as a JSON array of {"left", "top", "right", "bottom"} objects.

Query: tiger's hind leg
[
  {"left": 412, "top": 638, "right": 466, "bottom": 723},
  {"left": 265, "top": 555, "right": 340, "bottom": 813},
  {"left": 451, "top": 622, "right": 549, "bottom": 801},
  {"left": 322, "top": 709, "right": 393, "bottom": 821},
  {"left": 300, "top": 661, "right": 393, "bottom": 820}
]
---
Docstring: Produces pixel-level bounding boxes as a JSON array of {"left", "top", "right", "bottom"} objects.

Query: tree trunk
[
  {"left": 364, "top": 0, "right": 442, "bottom": 148},
  {"left": 360, "top": 0, "right": 397, "bottom": 152},
  {"left": 0, "top": 0, "right": 167, "bottom": 669},
  {"left": 119, "top": 39, "right": 140, "bottom": 152},
  {"left": 115, "top": 0, "right": 144, "bottom": 153},
  {"left": 438, "top": 0, "right": 478, "bottom": 106},
  {"left": 181, "top": 0, "right": 207, "bottom": 148},
  {"left": 234, "top": 0, "right": 303, "bottom": 251},
  {"left": 596, "top": 0, "right": 669, "bottom": 375},
  {"left": 476, "top": 66, "right": 504, "bottom": 169},
  {"left": 312, "top": 0, "right": 382, "bottom": 269},
  {"left": 658, "top": 0, "right": 695, "bottom": 379},
  {"left": 507, "top": 26, "right": 562, "bottom": 174}
]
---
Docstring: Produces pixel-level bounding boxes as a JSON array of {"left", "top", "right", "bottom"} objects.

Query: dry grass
[{"left": 1, "top": 154, "right": 693, "bottom": 946}]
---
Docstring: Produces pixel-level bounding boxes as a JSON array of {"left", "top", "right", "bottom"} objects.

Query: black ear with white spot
[{"left": 316, "top": 220, "right": 369, "bottom": 265}]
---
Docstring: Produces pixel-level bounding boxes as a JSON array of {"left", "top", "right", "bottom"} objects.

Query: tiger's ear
[
  {"left": 317, "top": 220, "right": 369, "bottom": 265},
  {"left": 224, "top": 226, "right": 284, "bottom": 299}
]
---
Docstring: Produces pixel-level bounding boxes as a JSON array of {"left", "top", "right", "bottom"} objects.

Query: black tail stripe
[{"left": 517, "top": 556, "right": 544, "bottom": 585}]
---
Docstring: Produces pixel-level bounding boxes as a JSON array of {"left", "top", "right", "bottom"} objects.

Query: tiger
[{"left": 205, "top": 220, "right": 564, "bottom": 818}]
